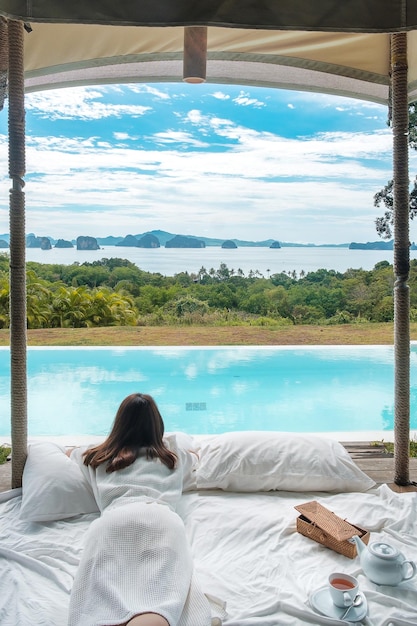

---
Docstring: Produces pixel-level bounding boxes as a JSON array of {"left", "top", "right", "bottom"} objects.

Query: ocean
[{"left": 21, "top": 245, "right": 408, "bottom": 277}]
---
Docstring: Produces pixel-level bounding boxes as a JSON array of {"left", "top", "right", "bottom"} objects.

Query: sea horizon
[{"left": 20, "top": 244, "right": 408, "bottom": 277}]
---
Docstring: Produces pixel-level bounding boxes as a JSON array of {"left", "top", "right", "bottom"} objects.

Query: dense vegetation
[
  {"left": 374, "top": 102, "right": 417, "bottom": 238},
  {"left": 0, "top": 253, "right": 414, "bottom": 329},
  {"left": 381, "top": 438, "right": 417, "bottom": 458},
  {"left": 0, "top": 445, "right": 11, "bottom": 464}
]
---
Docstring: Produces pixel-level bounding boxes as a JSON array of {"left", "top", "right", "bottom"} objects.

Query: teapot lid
[{"left": 369, "top": 542, "right": 400, "bottom": 560}]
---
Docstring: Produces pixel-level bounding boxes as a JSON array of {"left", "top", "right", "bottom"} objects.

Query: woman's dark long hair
[{"left": 83, "top": 393, "right": 177, "bottom": 473}]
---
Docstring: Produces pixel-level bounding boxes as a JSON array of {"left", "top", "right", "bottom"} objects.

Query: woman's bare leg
[{"left": 126, "top": 613, "right": 169, "bottom": 626}]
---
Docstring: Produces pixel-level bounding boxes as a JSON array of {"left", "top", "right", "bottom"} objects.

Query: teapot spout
[{"left": 351, "top": 534, "right": 366, "bottom": 556}]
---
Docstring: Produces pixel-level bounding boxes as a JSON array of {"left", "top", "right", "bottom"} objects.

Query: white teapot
[{"left": 352, "top": 535, "right": 417, "bottom": 586}]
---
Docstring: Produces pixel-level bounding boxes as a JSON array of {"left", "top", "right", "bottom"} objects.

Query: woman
[{"left": 67, "top": 393, "right": 217, "bottom": 626}]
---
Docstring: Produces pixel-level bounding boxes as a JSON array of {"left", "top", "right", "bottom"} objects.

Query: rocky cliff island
[
  {"left": 55, "top": 239, "right": 74, "bottom": 248},
  {"left": 76, "top": 236, "right": 100, "bottom": 250},
  {"left": 116, "top": 233, "right": 160, "bottom": 248},
  {"left": 26, "top": 234, "right": 52, "bottom": 250},
  {"left": 116, "top": 234, "right": 139, "bottom": 247},
  {"left": 138, "top": 233, "right": 160, "bottom": 248},
  {"left": 165, "top": 235, "right": 205, "bottom": 248},
  {"left": 221, "top": 240, "right": 237, "bottom": 249},
  {"left": 350, "top": 240, "right": 417, "bottom": 250}
]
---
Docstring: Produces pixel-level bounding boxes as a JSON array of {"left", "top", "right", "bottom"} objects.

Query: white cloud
[
  {"left": 152, "top": 130, "right": 208, "bottom": 147},
  {"left": 0, "top": 124, "right": 393, "bottom": 234},
  {"left": 211, "top": 91, "right": 230, "bottom": 100},
  {"left": 127, "top": 84, "right": 171, "bottom": 100},
  {"left": 25, "top": 87, "right": 151, "bottom": 120},
  {"left": 233, "top": 91, "right": 265, "bottom": 108},
  {"left": 0, "top": 84, "right": 403, "bottom": 244},
  {"left": 186, "top": 109, "right": 204, "bottom": 124},
  {"left": 113, "top": 132, "right": 130, "bottom": 140}
]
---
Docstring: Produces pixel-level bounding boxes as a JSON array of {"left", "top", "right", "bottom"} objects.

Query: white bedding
[{"left": 1, "top": 485, "right": 417, "bottom": 626}]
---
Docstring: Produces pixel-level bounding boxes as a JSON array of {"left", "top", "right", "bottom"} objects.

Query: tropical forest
[{"left": 0, "top": 253, "right": 415, "bottom": 329}]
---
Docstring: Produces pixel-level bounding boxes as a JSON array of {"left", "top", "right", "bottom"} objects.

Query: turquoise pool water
[{"left": 0, "top": 345, "right": 416, "bottom": 438}]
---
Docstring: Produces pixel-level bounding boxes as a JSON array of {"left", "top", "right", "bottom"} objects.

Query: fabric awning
[
  {"left": 0, "top": 4, "right": 417, "bottom": 105},
  {"left": 1, "top": 0, "right": 417, "bottom": 32},
  {"left": 20, "top": 25, "right": 397, "bottom": 105}
]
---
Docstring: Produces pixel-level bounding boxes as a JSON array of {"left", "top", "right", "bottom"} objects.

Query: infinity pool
[{"left": 0, "top": 345, "right": 416, "bottom": 439}]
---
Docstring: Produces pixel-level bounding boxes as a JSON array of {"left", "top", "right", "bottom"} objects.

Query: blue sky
[{"left": 1, "top": 82, "right": 415, "bottom": 244}]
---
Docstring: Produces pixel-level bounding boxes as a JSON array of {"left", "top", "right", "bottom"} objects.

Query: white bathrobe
[{"left": 67, "top": 436, "right": 213, "bottom": 626}]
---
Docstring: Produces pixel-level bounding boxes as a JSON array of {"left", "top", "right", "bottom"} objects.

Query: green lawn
[{"left": 0, "top": 322, "right": 412, "bottom": 346}]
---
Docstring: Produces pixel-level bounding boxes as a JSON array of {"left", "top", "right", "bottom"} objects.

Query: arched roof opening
[{"left": 0, "top": 4, "right": 415, "bottom": 489}]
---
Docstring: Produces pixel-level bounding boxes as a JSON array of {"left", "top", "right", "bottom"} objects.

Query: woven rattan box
[{"left": 295, "top": 500, "right": 370, "bottom": 559}]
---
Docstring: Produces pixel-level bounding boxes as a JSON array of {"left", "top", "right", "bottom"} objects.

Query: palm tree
[
  {"left": 49, "top": 285, "right": 91, "bottom": 327},
  {"left": 26, "top": 270, "right": 52, "bottom": 328},
  {"left": 88, "top": 288, "right": 136, "bottom": 326}
]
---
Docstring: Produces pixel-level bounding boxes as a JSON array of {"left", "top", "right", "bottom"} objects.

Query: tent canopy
[
  {"left": 1, "top": 0, "right": 417, "bottom": 31},
  {"left": 10, "top": 25, "right": 400, "bottom": 105},
  {"left": 0, "top": 3, "right": 417, "bottom": 104}
]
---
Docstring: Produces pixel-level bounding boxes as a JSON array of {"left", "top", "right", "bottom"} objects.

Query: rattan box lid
[{"left": 295, "top": 500, "right": 361, "bottom": 542}]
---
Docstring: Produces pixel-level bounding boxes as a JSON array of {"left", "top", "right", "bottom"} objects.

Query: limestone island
[
  {"left": 26, "top": 234, "right": 52, "bottom": 250},
  {"left": 116, "top": 233, "right": 160, "bottom": 248},
  {"left": 55, "top": 239, "right": 74, "bottom": 248},
  {"left": 76, "top": 236, "right": 100, "bottom": 250},
  {"left": 349, "top": 240, "right": 417, "bottom": 250},
  {"left": 221, "top": 240, "right": 237, "bottom": 249},
  {"left": 165, "top": 235, "right": 205, "bottom": 248}
]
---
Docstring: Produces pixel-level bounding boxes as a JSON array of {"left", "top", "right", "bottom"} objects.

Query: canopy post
[
  {"left": 0, "top": 17, "right": 7, "bottom": 111},
  {"left": 183, "top": 26, "right": 207, "bottom": 84},
  {"left": 391, "top": 32, "right": 412, "bottom": 486},
  {"left": 8, "top": 18, "right": 27, "bottom": 489}
]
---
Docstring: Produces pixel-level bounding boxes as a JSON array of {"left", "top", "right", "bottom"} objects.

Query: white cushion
[
  {"left": 20, "top": 442, "right": 99, "bottom": 522},
  {"left": 19, "top": 434, "right": 199, "bottom": 522},
  {"left": 194, "top": 432, "right": 376, "bottom": 493},
  {"left": 164, "top": 431, "right": 198, "bottom": 491}
]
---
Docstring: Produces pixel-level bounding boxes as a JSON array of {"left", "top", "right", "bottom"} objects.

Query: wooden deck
[
  {"left": 0, "top": 441, "right": 416, "bottom": 493},
  {"left": 0, "top": 460, "right": 10, "bottom": 492},
  {"left": 343, "top": 442, "right": 417, "bottom": 491}
]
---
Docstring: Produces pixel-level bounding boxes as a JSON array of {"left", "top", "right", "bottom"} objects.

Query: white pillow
[
  {"left": 20, "top": 442, "right": 99, "bottom": 522},
  {"left": 164, "top": 431, "right": 199, "bottom": 491},
  {"left": 194, "top": 432, "right": 375, "bottom": 493}
]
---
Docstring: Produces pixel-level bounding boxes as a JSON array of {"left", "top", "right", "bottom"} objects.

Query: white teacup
[{"left": 328, "top": 572, "right": 359, "bottom": 608}]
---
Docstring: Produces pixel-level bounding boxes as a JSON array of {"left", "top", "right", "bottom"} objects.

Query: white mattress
[{"left": 0, "top": 485, "right": 417, "bottom": 625}]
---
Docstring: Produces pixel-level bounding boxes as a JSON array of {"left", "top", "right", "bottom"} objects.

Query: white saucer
[{"left": 309, "top": 586, "right": 367, "bottom": 622}]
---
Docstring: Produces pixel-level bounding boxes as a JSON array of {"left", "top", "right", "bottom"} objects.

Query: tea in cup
[{"left": 328, "top": 572, "right": 359, "bottom": 608}]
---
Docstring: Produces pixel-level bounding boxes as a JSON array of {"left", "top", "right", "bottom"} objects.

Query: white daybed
[{"left": 0, "top": 432, "right": 416, "bottom": 626}]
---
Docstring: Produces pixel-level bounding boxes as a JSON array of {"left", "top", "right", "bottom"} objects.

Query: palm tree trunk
[
  {"left": 391, "top": 33, "right": 412, "bottom": 485},
  {"left": 8, "top": 19, "right": 27, "bottom": 488}
]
